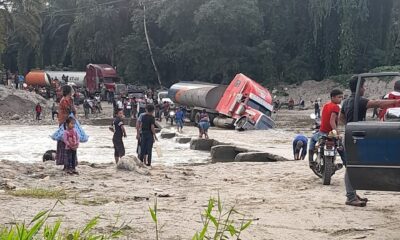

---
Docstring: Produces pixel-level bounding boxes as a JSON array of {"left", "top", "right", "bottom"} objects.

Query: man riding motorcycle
[{"left": 308, "top": 89, "right": 345, "bottom": 168}]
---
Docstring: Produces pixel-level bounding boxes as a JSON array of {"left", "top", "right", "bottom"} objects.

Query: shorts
[
  {"left": 113, "top": 138, "right": 125, "bottom": 157},
  {"left": 199, "top": 121, "right": 210, "bottom": 131}
]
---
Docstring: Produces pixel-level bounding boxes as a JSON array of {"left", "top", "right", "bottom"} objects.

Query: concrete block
[{"left": 234, "top": 152, "right": 288, "bottom": 162}]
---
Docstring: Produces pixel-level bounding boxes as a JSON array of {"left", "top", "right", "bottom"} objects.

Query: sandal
[{"left": 345, "top": 198, "right": 366, "bottom": 207}]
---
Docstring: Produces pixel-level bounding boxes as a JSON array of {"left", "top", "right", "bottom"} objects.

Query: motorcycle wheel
[
  {"left": 322, "top": 156, "right": 333, "bottom": 185},
  {"left": 311, "top": 151, "right": 322, "bottom": 178}
]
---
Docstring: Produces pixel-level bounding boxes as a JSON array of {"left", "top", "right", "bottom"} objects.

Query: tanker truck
[{"left": 168, "top": 73, "right": 275, "bottom": 130}]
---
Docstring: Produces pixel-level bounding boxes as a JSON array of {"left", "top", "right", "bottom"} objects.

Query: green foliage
[
  {"left": 192, "top": 194, "right": 252, "bottom": 240},
  {"left": 0, "top": 202, "right": 124, "bottom": 240},
  {"left": 8, "top": 188, "right": 67, "bottom": 199},
  {"left": 149, "top": 197, "right": 159, "bottom": 240},
  {"left": 3, "top": 0, "right": 400, "bottom": 86}
]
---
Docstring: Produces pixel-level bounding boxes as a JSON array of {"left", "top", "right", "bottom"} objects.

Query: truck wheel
[
  {"left": 322, "top": 156, "right": 333, "bottom": 185},
  {"left": 194, "top": 112, "right": 201, "bottom": 126},
  {"left": 235, "top": 117, "right": 247, "bottom": 131},
  {"left": 190, "top": 110, "right": 197, "bottom": 122}
]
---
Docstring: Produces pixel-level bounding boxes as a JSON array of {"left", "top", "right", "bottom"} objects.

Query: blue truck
[{"left": 345, "top": 72, "right": 400, "bottom": 191}]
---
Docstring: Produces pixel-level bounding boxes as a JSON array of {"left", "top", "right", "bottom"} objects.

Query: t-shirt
[
  {"left": 379, "top": 91, "right": 400, "bottom": 120},
  {"left": 319, "top": 102, "right": 340, "bottom": 133},
  {"left": 293, "top": 134, "right": 308, "bottom": 157},
  {"left": 175, "top": 110, "right": 184, "bottom": 121},
  {"left": 141, "top": 114, "right": 155, "bottom": 132},
  {"left": 341, "top": 94, "right": 369, "bottom": 123},
  {"left": 113, "top": 117, "right": 124, "bottom": 140}
]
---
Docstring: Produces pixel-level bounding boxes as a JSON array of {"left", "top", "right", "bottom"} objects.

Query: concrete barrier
[
  {"left": 234, "top": 152, "right": 288, "bottom": 162},
  {"left": 211, "top": 145, "right": 238, "bottom": 162},
  {"left": 190, "top": 138, "right": 216, "bottom": 151},
  {"left": 175, "top": 137, "right": 192, "bottom": 144},
  {"left": 160, "top": 132, "right": 176, "bottom": 139}
]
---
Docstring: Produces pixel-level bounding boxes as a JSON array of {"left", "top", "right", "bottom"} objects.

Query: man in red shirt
[
  {"left": 308, "top": 89, "right": 343, "bottom": 166},
  {"left": 379, "top": 80, "right": 400, "bottom": 120}
]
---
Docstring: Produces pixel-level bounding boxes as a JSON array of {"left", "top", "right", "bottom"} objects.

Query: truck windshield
[
  {"left": 103, "top": 77, "right": 119, "bottom": 83},
  {"left": 247, "top": 99, "right": 270, "bottom": 115}
]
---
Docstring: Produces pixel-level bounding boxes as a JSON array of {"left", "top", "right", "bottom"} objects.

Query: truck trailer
[{"left": 168, "top": 73, "right": 275, "bottom": 130}]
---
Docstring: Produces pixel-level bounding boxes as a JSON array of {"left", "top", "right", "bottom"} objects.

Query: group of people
[
  {"left": 110, "top": 104, "right": 158, "bottom": 167},
  {"left": 293, "top": 78, "right": 400, "bottom": 207},
  {"left": 2, "top": 70, "right": 24, "bottom": 89}
]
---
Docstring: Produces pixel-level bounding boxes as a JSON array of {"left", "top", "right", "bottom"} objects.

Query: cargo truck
[
  {"left": 84, "top": 64, "right": 120, "bottom": 98},
  {"left": 168, "top": 73, "right": 275, "bottom": 130}
]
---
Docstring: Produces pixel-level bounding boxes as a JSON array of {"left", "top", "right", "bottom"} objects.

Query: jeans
[
  {"left": 308, "top": 131, "right": 326, "bottom": 152},
  {"left": 139, "top": 132, "right": 154, "bottom": 166},
  {"left": 176, "top": 119, "right": 183, "bottom": 128},
  {"left": 345, "top": 169, "right": 357, "bottom": 201}
]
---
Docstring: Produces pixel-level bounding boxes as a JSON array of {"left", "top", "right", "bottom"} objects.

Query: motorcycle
[
  {"left": 166, "top": 110, "right": 175, "bottom": 125},
  {"left": 311, "top": 130, "right": 343, "bottom": 185},
  {"left": 309, "top": 113, "right": 343, "bottom": 185},
  {"left": 310, "top": 113, "right": 320, "bottom": 132}
]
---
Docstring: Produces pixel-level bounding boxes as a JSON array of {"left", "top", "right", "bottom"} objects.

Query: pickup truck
[{"left": 345, "top": 72, "right": 400, "bottom": 192}]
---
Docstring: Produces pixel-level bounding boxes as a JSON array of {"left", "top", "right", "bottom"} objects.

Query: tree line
[{"left": 1, "top": 0, "right": 400, "bottom": 87}]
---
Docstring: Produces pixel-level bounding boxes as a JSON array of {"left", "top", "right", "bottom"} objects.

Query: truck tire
[
  {"left": 190, "top": 110, "right": 197, "bottom": 122},
  {"left": 235, "top": 117, "right": 247, "bottom": 131},
  {"left": 194, "top": 112, "right": 201, "bottom": 126},
  {"left": 322, "top": 156, "right": 333, "bottom": 185}
]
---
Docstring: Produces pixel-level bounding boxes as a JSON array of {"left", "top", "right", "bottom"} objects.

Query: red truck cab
[
  {"left": 85, "top": 64, "right": 120, "bottom": 96},
  {"left": 216, "top": 74, "right": 274, "bottom": 130}
]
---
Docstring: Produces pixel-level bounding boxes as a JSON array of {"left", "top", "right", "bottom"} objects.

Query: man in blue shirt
[
  {"left": 175, "top": 107, "right": 185, "bottom": 133},
  {"left": 293, "top": 134, "right": 308, "bottom": 160}
]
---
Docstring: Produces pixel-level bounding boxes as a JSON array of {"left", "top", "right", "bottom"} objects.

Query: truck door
[{"left": 345, "top": 122, "right": 400, "bottom": 191}]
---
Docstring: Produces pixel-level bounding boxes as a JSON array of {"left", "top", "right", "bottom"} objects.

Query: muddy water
[{"left": 0, "top": 125, "right": 209, "bottom": 165}]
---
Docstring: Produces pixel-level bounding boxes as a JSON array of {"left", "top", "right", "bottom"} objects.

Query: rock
[
  {"left": 4, "top": 181, "right": 16, "bottom": 190},
  {"left": 10, "top": 114, "right": 20, "bottom": 120},
  {"left": 234, "top": 152, "right": 289, "bottom": 162},
  {"left": 211, "top": 145, "right": 239, "bottom": 162},
  {"left": 117, "top": 155, "right": 150, "bottom": 175},
  {"left": 160, "top": 131, "right": 176, "bottom": 139},
  {"left": 190, "top": 138, "right": 216, "bottom": 151},
  {"left": 175, "top": 137, "right": 192, "bottom": 144}
]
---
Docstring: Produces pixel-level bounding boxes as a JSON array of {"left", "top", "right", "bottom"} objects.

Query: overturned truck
[{"left": 168, "top": 73, "right": 275, "bottom": 130}]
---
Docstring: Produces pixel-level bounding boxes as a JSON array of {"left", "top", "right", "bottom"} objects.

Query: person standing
[
  {"left": 175, "top": 107, "right": 185, "bottom": 133},
  {"left": 51, "top": 103, "right": 58, "bottom": 121},
  {"left": 56, "top": 85, "right": 76, "bottom": 170},
  {"left": 62, "top": 117, "right": 80, "bottom": 174},
  {"left": 35, "top": 103, "right": 42, "bottom": 121},
  {"left": 314, "top": 100, "right": 320, "bottom": 118},
  {"left": 136, "top": 104, "right": 157, "bottom": 166},
  {"left": 198, "top": 109, "right": 210, "bottom": 139},
  {"left": 110, "top": 109, "right": 127, "bottom": 164},
  {"left": 339, "top": 77, "right": 400, "bottom": 207}
]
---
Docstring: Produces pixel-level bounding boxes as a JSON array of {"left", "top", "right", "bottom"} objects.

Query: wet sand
[{"left": 0, "top": 108, "right": 399, "bottom": 239}]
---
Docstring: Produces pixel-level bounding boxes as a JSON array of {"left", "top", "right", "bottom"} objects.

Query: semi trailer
[{"left": 168, "top": 73, "right": 275, "bottom": 130}]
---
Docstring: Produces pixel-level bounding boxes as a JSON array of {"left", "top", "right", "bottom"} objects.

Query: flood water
[{"left": 0, "top": 125, "right": 210, "bottom": 165}]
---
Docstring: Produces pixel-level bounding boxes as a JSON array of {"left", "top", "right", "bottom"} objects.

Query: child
[
  {"left": 35, "top": 103, "right": 42, "bottom": 121},
  {"left": 63, "top": 117, "right": 80, "bottom": 174},
  {"left": 110, "top": 109, "right": 127, "bottom": 164}
]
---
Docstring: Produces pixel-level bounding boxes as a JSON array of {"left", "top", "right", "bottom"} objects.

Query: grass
[
  {"left": 0, "top": 201, "right": 124, "bottom": 240},
  {"left": 8, "top": 188, "right": 67, "bottom": 199}
]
